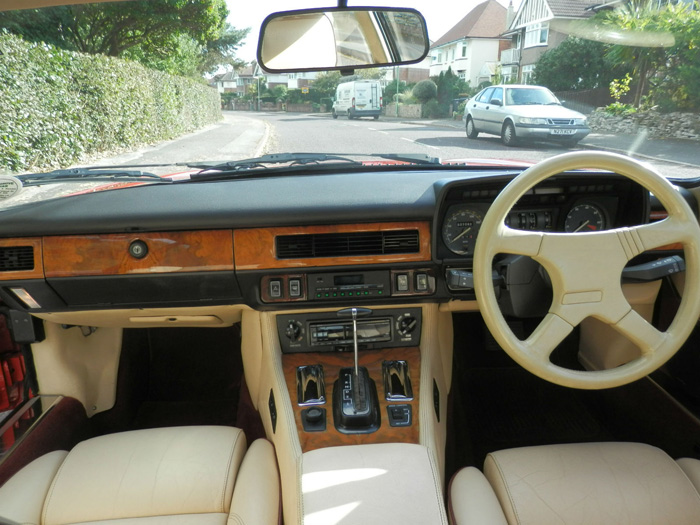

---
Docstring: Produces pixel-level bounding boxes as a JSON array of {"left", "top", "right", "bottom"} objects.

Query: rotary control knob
[
  {"left": 284, "top": 320, "right": 303, "bottom": 342},
  {"left": 397, "top": 315, "right": 417, "bottom": 336}
]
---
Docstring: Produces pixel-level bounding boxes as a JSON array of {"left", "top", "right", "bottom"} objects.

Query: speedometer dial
[
  {"left": 442, "top": 207, "right": 483, "bottom": 255},
  {"left": 564, "top": 203, "right": 606, "bottom": 233}
]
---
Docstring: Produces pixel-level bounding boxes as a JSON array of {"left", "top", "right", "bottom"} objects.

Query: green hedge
[{"left": 0, "top": 33, "right": 221, "bottom": 173}]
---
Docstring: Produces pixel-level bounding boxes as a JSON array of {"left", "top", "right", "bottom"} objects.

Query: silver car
[{"left": 464, "top": 85, "right": 590, "bottom": 147}]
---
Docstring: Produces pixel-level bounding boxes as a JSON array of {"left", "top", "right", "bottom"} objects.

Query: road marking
[
  {"left": 377, "top": 131, "right": 388, "bottom": 135},
  {"left": 368, "top": 127, "right": 376, "bottom": 131},
  {"left": 401, "top": 137, "right": 415, "bottom": 143}
]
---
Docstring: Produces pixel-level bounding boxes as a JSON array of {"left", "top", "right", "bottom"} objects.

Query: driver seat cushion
[
  {"left": 450, "top": 442, "right": 700, "bottom": 525},
  {"left": 0, "top": 425, "right": 280, "bottom": 525}
]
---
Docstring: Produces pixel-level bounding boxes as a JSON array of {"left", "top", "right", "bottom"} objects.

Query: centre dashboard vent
[
  {"left": 276, "top": 230, "right": 420, "bottom": 259},
  {"left": 0, "top": 246, "right": 34, "bottom": 272}
]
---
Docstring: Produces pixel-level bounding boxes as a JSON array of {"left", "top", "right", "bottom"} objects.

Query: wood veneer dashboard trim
[
  {"left": 43, "top": 231, "right": 234, "bottom": 278},
  {"left": 0, "top": 238, "right": 44, "bottom": 281},
  {"left": 234, "top": 222, "right": 431, "bottom": 271}
]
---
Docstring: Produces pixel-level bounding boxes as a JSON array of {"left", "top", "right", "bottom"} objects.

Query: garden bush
[{"left": 0, "top": 33, "right": 221, "bottom": 173}]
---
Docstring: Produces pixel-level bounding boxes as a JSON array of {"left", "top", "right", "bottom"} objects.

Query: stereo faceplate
[{"left": 277, "top": 308, "right": 422, "bottom": 353}]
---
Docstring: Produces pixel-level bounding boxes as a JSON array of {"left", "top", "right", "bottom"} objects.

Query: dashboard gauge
[
  {"left": 564, "top": 203, "right": 606, "bottom": 233},
  {"left": 442, "top": 207, "right": 483, "bottom": 255}
]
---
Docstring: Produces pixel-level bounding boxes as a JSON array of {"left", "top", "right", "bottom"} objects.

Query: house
[
  {"left": 429, "top": 0, "right": 508, "bottom": 88},
  {"left": 500, "top": 0, "right": 599, "bottom": 83},
  {"left": 210, "top": 66, "right": 256, "bottom": 96},
  {"left": 254, "top": 62, "right": 320, "bottom": 90}
]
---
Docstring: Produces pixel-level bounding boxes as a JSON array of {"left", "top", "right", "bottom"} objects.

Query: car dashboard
[{"left": 0, "top": 167, "right": 684, "bottom": 316}]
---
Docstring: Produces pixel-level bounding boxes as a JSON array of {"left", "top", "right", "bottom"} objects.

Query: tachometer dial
[
  {"left": 564, "top": 203, "right": 606, "bottom": 233},
  {"left": 443, "top": 207, "right": 483, "bottom": 255}
]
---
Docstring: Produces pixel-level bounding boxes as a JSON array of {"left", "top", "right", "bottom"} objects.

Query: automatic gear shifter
[{"left": 333, "top": 307, "right": 380, "bottom": 433}]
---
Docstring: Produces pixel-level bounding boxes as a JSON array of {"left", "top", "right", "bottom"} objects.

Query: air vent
[
  {"left": 0, "top": 246, "right": 34, "bottom": 272},
  {"left": 276, "top": 230, "right": 419, "bottom": 259}
]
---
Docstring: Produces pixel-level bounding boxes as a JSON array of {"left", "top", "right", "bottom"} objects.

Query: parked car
[
  {"left": 464, "top": 84, "right": 591, "bottom": 146},
  {"left": 1, "top": 2, "right": 700, "bottom": 525}
]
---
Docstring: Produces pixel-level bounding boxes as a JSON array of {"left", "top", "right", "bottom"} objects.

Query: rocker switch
[
  {"left": 270, "top": 279, "right": 282, "bottom": 298},
  {"left": 289, "top": 278, "right": 301, "bottom": 298},
  {"left": 396, "top": 274, "right": 409, "bottom": 292}
]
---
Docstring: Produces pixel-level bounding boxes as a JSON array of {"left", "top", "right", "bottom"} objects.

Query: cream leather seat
[
  {"left": 450, "top": 442, "right": 700, "bottom": 525},
  {"left": 0, "top": 426, "right": 279, "bottom": 525}
]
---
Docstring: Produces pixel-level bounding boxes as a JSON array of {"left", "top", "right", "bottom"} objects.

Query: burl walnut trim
[
  {"left": 43, "top": 231, "right": 234, "bottom": 277},
  {"left": 234, "top": 222, "right": 431, "bottom": 270},
  {"left": 0, "top": 238, "right": 44, "bottom": 281},
  {"left": 282, "top": 347, "right": 420, "bottom": 453}
]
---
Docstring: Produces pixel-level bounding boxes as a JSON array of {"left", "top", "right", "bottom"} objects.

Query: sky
[{"left": 226, "top": 0, "right": 514, "bottom": 63}]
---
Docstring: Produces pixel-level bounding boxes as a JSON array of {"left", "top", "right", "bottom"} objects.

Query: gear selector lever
[{"left": 333, "top": 307, "right": 380, "bottom": 433}]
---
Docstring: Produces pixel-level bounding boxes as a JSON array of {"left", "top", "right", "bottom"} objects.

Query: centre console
[{"left": 278, "top": 307, "right": 422, "bottom": 450}]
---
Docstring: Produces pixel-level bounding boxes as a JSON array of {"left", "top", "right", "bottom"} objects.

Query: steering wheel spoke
[
  {"left": 492, "top": 226, "right": 543, "bottom": 257},
  {"left": 613, "top": 309, "right": 666, "bottom": 355},
  {"left": 631, "top": 217, "right": 693, "bottom": 253},
  {"left": 524, "top": 313, "right": 574, "bottom": 363}
]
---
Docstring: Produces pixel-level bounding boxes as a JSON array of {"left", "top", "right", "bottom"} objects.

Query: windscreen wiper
[
  {"left": 372, "top": 153, "right": 441, "bottom": 165},
  {"left": 17, "top": 167, "right": 172, "bottom": 186},
  {"left": 189, "top": 153, "right": 363, "bottom": 176}
]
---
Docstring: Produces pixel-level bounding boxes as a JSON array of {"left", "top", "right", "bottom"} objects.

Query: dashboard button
[
  {"left": 270, "top": 279, "right": 282, "bottom": 298},
  {"left": 289, "top": 278, "right": 301, "bottom": 297},
  {"left": 396, "top": 274, "right": 409, "bottom": 292}
]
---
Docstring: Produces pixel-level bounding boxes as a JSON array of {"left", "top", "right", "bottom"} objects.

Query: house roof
[
  {"left": 431, "top": 0, "right": 507, "bottom": 48},
  {"left": 547, "top": 0, "right": 597, "bottom": 18}
]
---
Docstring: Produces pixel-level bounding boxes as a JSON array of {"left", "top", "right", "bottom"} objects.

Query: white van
[{"left": 332, "top": 80, "right": 383, "bottom": 120}]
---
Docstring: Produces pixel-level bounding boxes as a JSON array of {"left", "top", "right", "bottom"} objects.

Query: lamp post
[
  {"left": 395, "top": 66, "right": 399, "bottom": 117},
  {"left": 257, "top": 76, "right": 261, "bottom": 111}
]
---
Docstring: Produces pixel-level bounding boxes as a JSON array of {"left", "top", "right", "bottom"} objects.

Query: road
[
  {"left": 6, "top": 110, "right": 699, "bottom": 210},
  {"left": 258, "top": 111, "right": 700, "bottom": 179}
]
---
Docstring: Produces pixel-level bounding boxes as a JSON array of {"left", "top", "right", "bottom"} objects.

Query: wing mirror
[
  {"left": 257, "top": 7, "right": 429, "bottom": 73},
  {"left": 490, "top": 99, "right": 503, "bottom": 106}
]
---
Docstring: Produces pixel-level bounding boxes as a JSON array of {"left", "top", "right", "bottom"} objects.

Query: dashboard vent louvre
[
  {"left": 276, "top": 230, "right": 419, "bottom": 259},
  {"left": 0, "top": 246, "right": 34, "bottom": 272}
]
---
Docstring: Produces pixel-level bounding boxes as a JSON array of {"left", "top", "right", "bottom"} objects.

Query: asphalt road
[
  {"left": 6, "top": 109, "right": 699, "bottom": 210},
  {"left": 257, "top": 111, "right": 700, "bottom": 179}
]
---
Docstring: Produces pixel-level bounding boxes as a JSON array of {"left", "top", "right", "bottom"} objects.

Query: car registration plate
[{"left": 551, "top": 129, "right": 576, "bottom": 135}]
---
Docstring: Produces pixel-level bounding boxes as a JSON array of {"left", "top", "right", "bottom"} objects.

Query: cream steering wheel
[{"left": 473, "top": 151, "right": 700, "bottom": 389}]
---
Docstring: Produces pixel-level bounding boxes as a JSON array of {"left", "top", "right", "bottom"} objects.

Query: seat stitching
[
  {"left": 227, "top": 513, "right": 245, "bottom": 525},
  {"left": 221, "top": 430, "right": 243, "bottom": 513},
  {"left": 489, "top": 454, "right": 521, "bottom": 525},
  {"left": 425, "top": 447, "right": 448, "bottom": 524}
]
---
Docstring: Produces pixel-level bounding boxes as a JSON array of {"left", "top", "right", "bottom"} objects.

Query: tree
[
  {"left": 412, "top": 79, "right": 437, "bottom": 103},
  {"left": 0, "top": 0, "right": 245, "bottom": 75},
  {"left": 433, "top": 67, "right": 470, "bottom": 106},
  {"left": 534, "top": 37, "right": 629, "bottom": 92}
]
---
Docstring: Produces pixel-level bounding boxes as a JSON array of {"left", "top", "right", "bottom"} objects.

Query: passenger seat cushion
[
  {"left": 448, "top": 467, "right": 507, "bottom": 525},
  {"left": 0, "top": 450, "right": 68, "bottom": 525},
  {"left": 484, "top": 442, "right": 700, "bottom": 525},
  {"left": 229, "top": 439, "right": 281, "bottom": 525},
  {"left": 42, "top": 426, "right": 247, "bottom": 525}
]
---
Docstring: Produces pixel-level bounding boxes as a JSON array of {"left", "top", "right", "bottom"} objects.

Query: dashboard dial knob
[
  {"left": 285, "top": 321, "right": 303, "bottom": 341},
  {"left": 397, "top": 315, "right": 417, "bottom": 336}
]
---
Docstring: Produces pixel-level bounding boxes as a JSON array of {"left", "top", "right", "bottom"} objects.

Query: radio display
[{"left": 334, "top": 274, "right": 364, "bottom": 286}]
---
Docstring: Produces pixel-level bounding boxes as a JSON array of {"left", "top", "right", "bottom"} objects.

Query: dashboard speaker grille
[
  {"left": 276, "top": 230, "right": 419, "bottom": 259},
  {"left": 0, "top": 246, "right": 34, "bottom": 272}
]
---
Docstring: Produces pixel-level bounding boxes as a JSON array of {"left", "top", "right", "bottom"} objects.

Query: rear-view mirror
[{"left": 257, "top": 7, "right": 429, "bottom": 73}]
